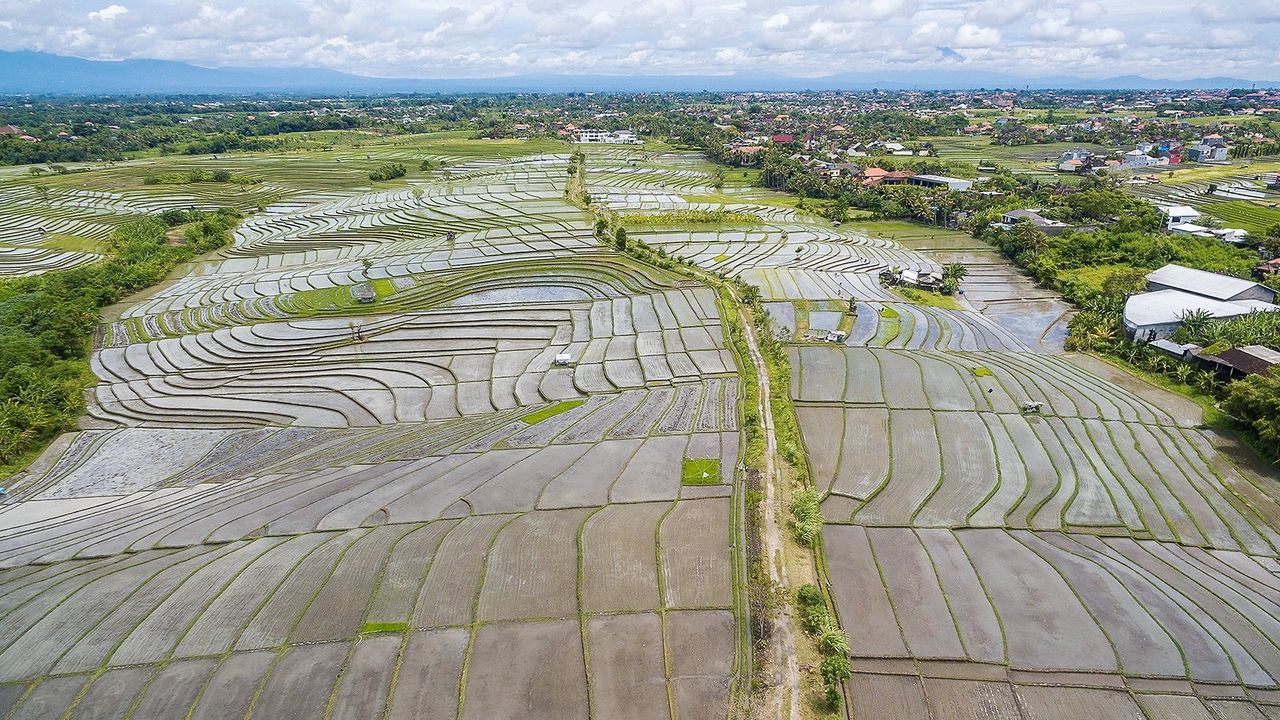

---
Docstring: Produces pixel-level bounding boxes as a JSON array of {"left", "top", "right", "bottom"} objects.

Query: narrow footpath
[{"left": 738, "top": 302, "right": 802, "bottom": 720}]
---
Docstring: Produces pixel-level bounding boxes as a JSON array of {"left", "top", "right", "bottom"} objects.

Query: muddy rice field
[
  {"left": 786, "top": 237, "right": 1280, "bottom": 715},
  {"left": 0, "top": 142, "right": 747, "bottom": 719},
  {"left": 7, "top": 136, "right": 1280, "bottom": 719}
]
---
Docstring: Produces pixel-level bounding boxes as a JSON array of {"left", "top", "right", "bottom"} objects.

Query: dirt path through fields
[{"left": 739, "top": 303, "right": 802, "bottom": 720}]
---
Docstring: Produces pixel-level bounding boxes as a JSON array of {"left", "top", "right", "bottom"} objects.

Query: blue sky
[{"left": 3, "top": 0, "right": 1279, "bottom": 80}]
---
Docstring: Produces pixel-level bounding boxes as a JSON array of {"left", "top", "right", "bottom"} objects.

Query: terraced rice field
[
  {"left": 10, "top": 131, "right": 1277, "bottom": 718},
  {"left": 1124, "top": 169, "right": 1280, "bottom": 234},
  {"left": 790, "top": 216, "right": 1280, "bottom": 714},
  {"left": 0, "top": 140, "right": 748, "bottom": 718}
]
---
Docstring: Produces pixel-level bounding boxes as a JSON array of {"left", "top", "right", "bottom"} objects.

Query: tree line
[{"left": 0, "top": 208, "right": 240, "bottom": 469}]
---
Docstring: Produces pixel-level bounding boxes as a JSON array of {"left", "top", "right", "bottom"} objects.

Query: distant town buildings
[{"left": 576, "top": 129, "right": 642, "bottom": 144}]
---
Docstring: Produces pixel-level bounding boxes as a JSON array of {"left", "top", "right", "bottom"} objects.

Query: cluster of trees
[
  {"left": 0, "top": 209, "right": 239, "bottom": 467},
  {"left": 756, "top": 148, "right": 972, "bottom": 197},
  {"left": 368, "top": 163, "right": 407, "bottom": 181},
  {"left": 621, "top": 209, "right": 761, "bottom": 226},
  {"left": 142, "top": 168, "right": 260, "bottom": 185},
  {"left": 1176, "top": 310, "right": 1280, "bottom": 351},
  {"left": 1223, "top": 373, "right": 1280, "bottom": 463},
  {"left": 0, "top": 107, "right": 375, "bottom": 165}
]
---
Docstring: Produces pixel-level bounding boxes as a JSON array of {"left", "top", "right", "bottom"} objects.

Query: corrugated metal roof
[
  {"left": 1123, "top": 289, "right": 1277, "bottom": 327},
  {"left": 1216, "top": 346, "right": 1280, "bottom": 375},
  {"left": 1146, "top": 264, "right": 1266, "bottom": 301}
]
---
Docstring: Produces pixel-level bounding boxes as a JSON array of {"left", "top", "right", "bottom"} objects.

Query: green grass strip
[
  {"left": 519, "top": 399, "right": 585, "bottom": 425},
  {"left": 359, "top": 620, "right": 408, "bottom": 635},
  {"left": 681, "top": 457, "right": 722, "bottom": 486}
]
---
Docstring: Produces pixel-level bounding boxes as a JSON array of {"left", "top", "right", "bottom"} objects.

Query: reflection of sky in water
[{"left": 445, "top": 286, "right": 592, "bottom": 306}]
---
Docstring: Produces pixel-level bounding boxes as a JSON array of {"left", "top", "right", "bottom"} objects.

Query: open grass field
[
  {"left": 925, "top": 136, "right": 1120, "bottom": 177},
  {"left": 0, "top": 139, "right": 750, "bottom": 719}
]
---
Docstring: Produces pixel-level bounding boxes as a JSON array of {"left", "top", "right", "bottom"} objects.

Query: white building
[
  {"left": 1124, "top": 264, "right": 1278, "bottom": 341},
  {"left": 1146, "top": 263, "right": 1276, "bottom": 304},
  {"left": 1160, "top": 205, "right": 1202, "bottom": 229},
  {"left": 577, "top": 129, "right": 643, "bottom": 144}
]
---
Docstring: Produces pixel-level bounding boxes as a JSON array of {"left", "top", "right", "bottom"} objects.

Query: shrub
[
  {"left": 790, "top": 487, "right": 823, "bottom": 546},
  {"left": 1223, "top": 371, "right": 1280, "bottom": 461},
  {"left": 368, "top": 163, "right": 407, "bottom": 181}
]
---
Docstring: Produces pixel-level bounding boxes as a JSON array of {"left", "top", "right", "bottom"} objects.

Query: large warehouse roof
[
  {"left": 1123, "top": 289, "right": 1278, "bottom": 328},
  {"left": 1146, "top": 264, "right": 1269, "bottom": 301}
]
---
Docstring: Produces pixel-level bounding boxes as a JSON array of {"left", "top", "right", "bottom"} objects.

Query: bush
[
  {"left": 794, "top": 582, "right": 851, "bottom": 709},
  {"left": 791, "top": 487, "right": 823, "bottom": 546},
  {"left": 1223, "top": 371, "right": 1280, "bottom": 462},
  {"left": 368, "top": 163, "right": 407, "bottom": 181}
]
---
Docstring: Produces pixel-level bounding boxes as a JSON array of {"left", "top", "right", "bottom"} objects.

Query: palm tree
[
  {"left": 943, "top": 263, "right": 968, "bottom": 282},
  {"left": 1177, "top": 309, "right": 1214, "bottom": 343}
]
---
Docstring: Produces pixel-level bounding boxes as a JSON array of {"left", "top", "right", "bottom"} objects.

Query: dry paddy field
[
  {"left": 790, "top": 226, "right": 1280, "bottom": 716},
  {"left": 0, "top": 144, "right": 748, "bottom": 718}
]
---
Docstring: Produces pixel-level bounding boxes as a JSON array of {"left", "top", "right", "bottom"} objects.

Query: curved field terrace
[
  {"left": 8, "top": 135, "right": 1280, "bottom": 720},
  {"left": 789, "top": 226, "right": 1280, "bottom": 714},
  {"left": 0, "top": 141, "right": 749, "bottom": 719}
]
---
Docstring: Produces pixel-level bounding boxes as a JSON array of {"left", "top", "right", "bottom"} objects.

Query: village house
[
  {"left": 995, "top": 209, "right": 1079, "bottom": 236},
  {"left": 908, "top": 174, "right": 973, "bottom": 191},
  {"left": 1160, "top": 205, "right": 1202, "bottom": 229}
]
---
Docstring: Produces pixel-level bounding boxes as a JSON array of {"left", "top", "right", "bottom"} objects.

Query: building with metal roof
[
  {"left": 1146, "top": 264, "right": 1276, "bottom": 304},
  {"left": 1122, "top": 289, "right": 1278, "bottom": 341}
]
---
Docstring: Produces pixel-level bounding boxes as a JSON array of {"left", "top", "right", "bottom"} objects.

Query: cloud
[
  {"left": 908, "top": 21, "right": 951, "bottom": 46},
  {"left": 0, "top": 0, "right": 1272, "bottom": 81},
  {"left": 88, "top": 5, "right": 129, "bottom": 22},
  {"left": 762, "top": 13, "right": 788, "bottom": 30},
  {"left": 964, "top": 0, "right": 1033, "bottom": 26},
  {"left": 1196, "top": 1, "right": 1280, "bottom": 23},
  {"left": 715, "top": 46, "right": 747, "bottom": 64},
  {"left": 952, "top": 24, "right": 1000, "bottom": 49}
]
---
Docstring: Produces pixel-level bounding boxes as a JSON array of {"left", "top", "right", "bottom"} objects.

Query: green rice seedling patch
[
  {"left": 893, "top": 286, "right": 962, "bottom": 310},
  {"left": 970, "top": 366, "right": 993, "bottom": 378},
  {"left": 873, "top": 306, "right": 902, "bottom": 345},
  {"left": 39, "top": 234, "right": 103, "bottom": 254},
  {"left": 519, "top": 400, "right": 585, "bottom": 425},
  {"left": 361, "top": 621, "right": 407, "bottom": 635},
  {"left": 681, "top": 458, "right": 722, "bottom": 486}
]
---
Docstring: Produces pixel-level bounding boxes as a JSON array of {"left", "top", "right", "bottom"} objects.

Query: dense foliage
[
  {"left": 1175, "top": 310, "right": 1280, "bottom": 350},
  {"left": 1223, "top": 372, "right": 1280, "bottom": 461},
  {"left": 621, "top": 209, "right": 762, "bottom": 226},
  {"left": 797, "top": 584, "right": 851, "bottom": 708},
  {"left": 0, "top": 209, "right": 239, "bottom": 467},
  {"left": 368, "top": 163, "right": 407, "bottom": 181}
]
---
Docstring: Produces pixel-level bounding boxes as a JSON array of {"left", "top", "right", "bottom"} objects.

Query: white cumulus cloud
[
  {"left": 952, "top": 23, "right": 1000, "bottom": 48},
  {"left": 88, "top": 5, "right": 129, "bottom": 22}
]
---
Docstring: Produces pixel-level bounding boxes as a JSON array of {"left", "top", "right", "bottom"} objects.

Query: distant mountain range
[{"left": 1, "top": 51, "right": 1277, "bottom": 95}]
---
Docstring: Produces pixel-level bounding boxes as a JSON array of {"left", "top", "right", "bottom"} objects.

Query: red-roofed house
[
  {"left": 0, "top": 124, "right": 21, "bottom": 135},
  {"left": 771, "top": 134, "right": 794, "bottom": 143}
]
